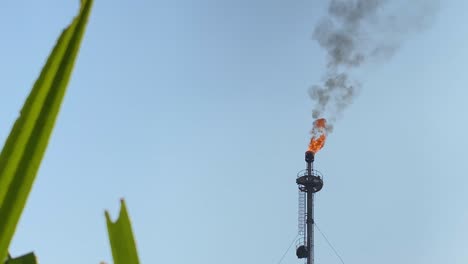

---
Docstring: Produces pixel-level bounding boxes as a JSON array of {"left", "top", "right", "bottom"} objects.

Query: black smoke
[{"left": 309, "top": 0, "right": 439, "bottom": 129}]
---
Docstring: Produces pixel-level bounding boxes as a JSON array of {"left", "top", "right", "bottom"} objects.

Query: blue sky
[{"left": 1, "top": 0, "right": 468, "bottom": 263}]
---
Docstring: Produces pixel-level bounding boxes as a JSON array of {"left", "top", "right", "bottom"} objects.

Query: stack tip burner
[{"left": 297, "top": 151, "right": 323, "bottom": 192}]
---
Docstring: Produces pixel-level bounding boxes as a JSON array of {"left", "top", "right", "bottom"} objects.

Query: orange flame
[{"left": 308, "top": 118, "right": 327, "bottom": 153}]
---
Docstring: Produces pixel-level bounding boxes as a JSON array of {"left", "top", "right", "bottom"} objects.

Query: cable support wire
[
  {"left": 314, "top": 222, "right": 345, "bottom": 264},
  {"left": 276, "top": 234, "right": 299, "bottom": 264}
]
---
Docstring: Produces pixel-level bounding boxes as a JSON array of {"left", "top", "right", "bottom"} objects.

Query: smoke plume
[{"left": 310, "top": 0, "right": 439, "bottom": 129}]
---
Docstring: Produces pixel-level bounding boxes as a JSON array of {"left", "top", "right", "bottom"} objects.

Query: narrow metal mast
[
  {"left": 296, "top": 151, "right": 323, "bottom": 264},
  {"left": 307, "top": 189, "right": 314, "bottom": 264}
]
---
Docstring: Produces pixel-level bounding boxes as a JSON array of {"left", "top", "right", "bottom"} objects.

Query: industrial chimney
[{"left": 296, "top": 151, "right": 323, "bottom": 264}]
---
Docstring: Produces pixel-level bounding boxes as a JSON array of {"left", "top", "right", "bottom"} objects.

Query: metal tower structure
[{"left": 296, "top": 151, "right": 324, "bottom": 264}]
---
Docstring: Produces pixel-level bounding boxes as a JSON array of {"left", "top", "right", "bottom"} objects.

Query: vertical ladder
[{"left": 298, "top": 190, "right": 306, "bottom": 240}]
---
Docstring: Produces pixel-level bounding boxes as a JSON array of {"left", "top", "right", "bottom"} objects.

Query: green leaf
[
  {"left": 0, "top": 0, "right": 93, "bottom": 260},
  {"left": 105, "top": 200, "right": 140, "bottom": 264},
  {"left": 5, "top": 253, "right": 37, "bottom": 264}
]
